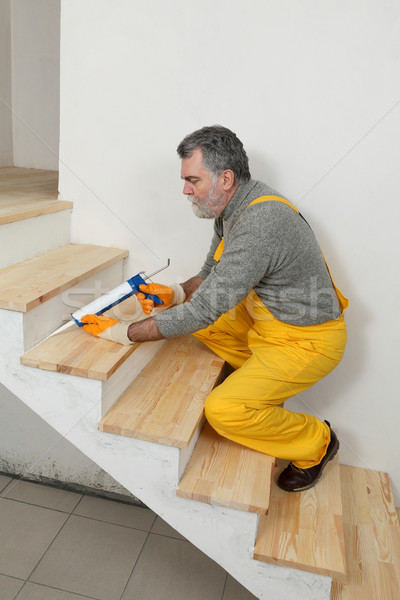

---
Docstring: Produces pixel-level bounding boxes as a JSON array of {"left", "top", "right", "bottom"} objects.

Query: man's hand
[
  {"left": 137, "top": 283, "right": 186, "bottom": 314},
  {"left": 81, "top": 313, "right": 165, "bottom": 344},
  {"left": 81, "top": 314, "right": 134, "bottom": 345}
]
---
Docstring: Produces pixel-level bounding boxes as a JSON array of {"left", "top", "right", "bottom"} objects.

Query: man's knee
[
  {"left": 204, "top": 392, "right": 246, "bottom": 433},
  {"left": 204, "top": 392, "right": 239, "bottom": 432},
  {"left": 204, "top": 393, "right": 222, "bottom": 429}
]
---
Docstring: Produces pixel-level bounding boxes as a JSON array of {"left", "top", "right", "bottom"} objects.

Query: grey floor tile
[
  {"left": 0, "top": 498, "right": 68, "bottom": 579},
  {"left": 0, "top": 574, "right": 24, "bottom": 599},
  {"left": 121, "top": 533, "right": 226, "bottom": 600},
  {"left": 150, "top": 516, "right": 186, "bottom": 540},
  {"left": 2, "top": 480, "right": 82, "bottom": 513},
  {"left": 0, "top": 474, "right": 12, "bottom": 493},
  {"left": 30, "top": 514, "right": 147, "bottom": 600},
  {"left": 223, "top": 575, "right": 258, "bottom": 600},
  {"left": 17, "top": 581, "right": 93, "bottom": 599},
  {"left": 73, "top": 495, "right": 156, "bottom": 530}
]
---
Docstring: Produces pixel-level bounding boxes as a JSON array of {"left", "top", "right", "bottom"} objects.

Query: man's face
[{"left": 181, "top": 148, "right": 228, "bottom": 219}]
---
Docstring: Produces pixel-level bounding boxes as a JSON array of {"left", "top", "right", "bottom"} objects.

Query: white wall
[
  {"left": 59, "top": 0, "right": 400, "bottom": 501},
  {"left": 0, "top": 382, "right": 135, "bottom": 499},
  {"left": 11, "top": 0, "right": 60, "bottom": 169},
  {"left": 0, "top": 0, "right": 13, "bottom": 166}
]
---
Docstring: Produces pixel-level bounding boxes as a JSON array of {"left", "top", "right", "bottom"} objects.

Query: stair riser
[
  {"left": 0, "top": 210, "right": 71, "bottom": 269},
  {"left": 178, "top": 414, "right": 206, "bottom": 480},
  {"left": 101, "top": 339, "right": 166, "bottom": 417},
  {"left": 3, "top": 261, "right": 126, "bottom": 352}
]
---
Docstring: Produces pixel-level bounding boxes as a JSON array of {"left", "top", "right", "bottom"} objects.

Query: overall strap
[{"left": 248, "top": 195, "right": 300, "bottom": 213}]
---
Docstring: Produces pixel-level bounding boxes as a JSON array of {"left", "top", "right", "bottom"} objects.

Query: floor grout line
[
  {"left": 0, "top": 495, "right": 80, "bottom": 515},
  {"left": 118, "top": 530, "right": 152, "bottom": 600},
  {"left": 221, "top": 572, "right": 229, "bottom": 600},
  {"left": 25, "top": 511, "right": 75, "bottom": 583},
  {"left": 14, "top": 579, "right": 103, "bottom": 600}
]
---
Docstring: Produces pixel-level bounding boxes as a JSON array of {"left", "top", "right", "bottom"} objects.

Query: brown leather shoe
[{"left": 277, "top": 421, "right": 339, "bottom": 492}]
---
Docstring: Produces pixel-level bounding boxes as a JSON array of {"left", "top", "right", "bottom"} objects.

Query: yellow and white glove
[
  {"left": 137, "top": 283, "right": 186, "bottom": 315},
  {"left": 81, "top": 314, "right": 134, "bottom": 345}
]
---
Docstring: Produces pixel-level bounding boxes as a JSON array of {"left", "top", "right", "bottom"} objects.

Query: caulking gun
[{"left": 72, "top": 259, "right": 171, "bottom": 326}]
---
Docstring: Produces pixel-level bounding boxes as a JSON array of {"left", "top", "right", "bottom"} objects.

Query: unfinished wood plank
[
  {"left": 177, "top": 422, "right": 275, "bottom": 514},
  {"left": 331, "top": 465, "right": 400, "bottom": 600},
  {"left": 99, "top": 336, "right": 225, "bottom": 447},
  {"left": 0, "top": 244, "right": 128, "bottom": 311},
  {"left": 0, "top": 167, "right": 71, "bottom": 224},
  {"left": 254, "top": 456, "right": 346, "bottom": 582},
  {"left": 21, "top": 322, "right": 140, "bottom": 380}
]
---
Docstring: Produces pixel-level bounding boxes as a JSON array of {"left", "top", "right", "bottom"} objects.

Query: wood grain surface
[
  {"left": 254, "top": 456, "right": 346, "bottom": 581},
  {"left": 0, "top": 244, "right": 128, "bottom": 311},
  {"left": 177, "top": 421, "right": 275, "bottom": 513},
  {"left": 331, "top": 465, "right": 400, "bottom": 599},
  {"left": 99, "top": 336, "right": 225, "bottom": 447},
  {"left": 0, "top": 167, "right": 71, "bottom": 224},
  {"left": 21, "top": 323, "right": 139, "bottom": 381}
]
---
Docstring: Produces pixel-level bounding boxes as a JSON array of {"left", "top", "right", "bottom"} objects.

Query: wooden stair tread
[
  {"left": 177, "top": 422, "right": 275, "bottom": 514},
  {"left": 99, "top": 336, "right": 225, "bottom": 447},
  {"left": 0, "top": 167, "right": 71, "bottom": 224},
  {"left": 331, "top": 465, "right": 400, "bottom": 599},
  {"left": 254, "top": 456, "right": 346, "bottom": 581},
  {"left": 0, "top": 243, "right": 128, "bottom": 311},
  {"left": 21, "top": 322, "right": 140, "bottom": 381}
]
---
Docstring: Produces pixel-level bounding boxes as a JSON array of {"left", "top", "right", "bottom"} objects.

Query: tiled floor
[{"left": 0, "top": 474, "right": 257, "bottom": 600}]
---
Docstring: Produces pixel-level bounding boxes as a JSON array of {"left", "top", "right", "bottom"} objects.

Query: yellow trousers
[{"left": 193, "top": 292, "right": 347, "bottom": 469}]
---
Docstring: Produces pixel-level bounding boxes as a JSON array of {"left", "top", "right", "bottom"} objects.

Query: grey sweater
[{"left": 156, "top": 179, "right": 341, "bottom": 338}]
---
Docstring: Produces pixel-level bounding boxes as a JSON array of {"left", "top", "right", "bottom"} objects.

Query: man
[{"left": 83, "top": 125, "right": 348, "bottom": 492}]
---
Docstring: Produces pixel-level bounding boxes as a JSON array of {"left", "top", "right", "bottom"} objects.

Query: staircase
[{"left": 1, "top": 167, "right": 399, "bottom": 600}]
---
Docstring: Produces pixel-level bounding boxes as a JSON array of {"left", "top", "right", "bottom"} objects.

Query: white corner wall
[
  {"left": 11, "top": 0, "right": 60, "bottom": 169},
  {"left": 0, "top": 0, "right": 13, "bottom": 166},
  {"left": 59, "top": 0, "right": 400, "bottom": 502}
]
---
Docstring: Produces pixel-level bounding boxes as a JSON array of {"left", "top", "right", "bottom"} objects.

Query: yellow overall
[{"left": 193, "top": 196, "right": 348, "bottom": 469}]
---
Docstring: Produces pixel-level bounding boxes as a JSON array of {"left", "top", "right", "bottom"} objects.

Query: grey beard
[
  {"left": 187, "top": 182, "right": 225, "bottom": 218},
  {"left": 188, "top": 198, "right": 219, "bottom": 219}
]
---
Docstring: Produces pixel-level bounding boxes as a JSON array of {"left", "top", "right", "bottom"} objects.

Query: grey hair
[{"left": 177, "top": 125, "right": 251, "bottom": 184}]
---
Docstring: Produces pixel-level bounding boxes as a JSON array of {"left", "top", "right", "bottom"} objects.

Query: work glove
[
  {"left": 137, "top": 283, "right": 186, "bottom": 315},
  {"left": 81, "top": 314, "right": 134, "bottom": 345}
]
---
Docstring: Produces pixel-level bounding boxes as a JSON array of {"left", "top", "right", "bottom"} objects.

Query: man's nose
[{"left": 183, "top": 181, "right": 193, "bottom": 195}]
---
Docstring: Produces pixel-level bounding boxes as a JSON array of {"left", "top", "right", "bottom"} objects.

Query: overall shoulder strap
[{"left": 248, "top": 195, "right": 300, "bottom": 214}]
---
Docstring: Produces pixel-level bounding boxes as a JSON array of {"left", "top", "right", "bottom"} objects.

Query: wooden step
[
  {"left": 21, "top": 322, "right": 140, "bottom": 381},
  {"left": 331, "top": 465, "right": 400, "bottom": 599},
  {"left": 0, "top": 167, "right": 72, "bottom": 224},
  {"left": 99, "top": 336, "right": 225, "bottom": 447},
  {"left": 254, "top": 456, "right": 346, "bottom": 581},
  {"left": 177, "top": 422, "right": 275, "bottom": 514},
  {"left": 0, "top": 243, "right": 128, "bottom": 312}
]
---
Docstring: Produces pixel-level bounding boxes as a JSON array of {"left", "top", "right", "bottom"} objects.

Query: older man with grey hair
[{"left": 83, "top": 125, "right": 348, "bottom": 493}]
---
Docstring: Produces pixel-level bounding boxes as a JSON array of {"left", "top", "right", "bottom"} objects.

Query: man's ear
[{"left": 221, "top": 169, "right": 236, "bottom": 192}]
